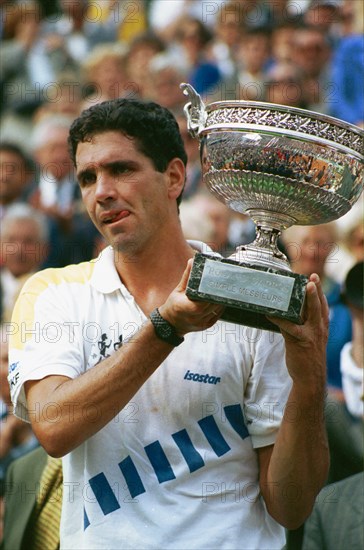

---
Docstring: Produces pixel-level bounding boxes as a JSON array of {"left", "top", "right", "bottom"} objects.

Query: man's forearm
[
  {"left": 25, "top": 322, "right": 175, "bottom": 457},
  {"left": 262, "top": 275, "right": 330, "bottom": 528},
  {"left": 261, "top": 384, "right": 329, "bottom": 529}
]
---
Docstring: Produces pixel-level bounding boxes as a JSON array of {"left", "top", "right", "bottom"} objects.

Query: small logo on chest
[{"left": 184, "top": 370, "right": 221, "bottom": 385}]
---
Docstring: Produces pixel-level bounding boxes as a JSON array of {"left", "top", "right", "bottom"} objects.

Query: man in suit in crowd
[{"left": 1, "top": 445, "right": 62, "bottom": 550}]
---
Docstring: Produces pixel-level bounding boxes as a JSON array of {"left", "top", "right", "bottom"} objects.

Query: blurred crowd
[{"left": 0, "top": 0, "right": 363, "bottom": 546}]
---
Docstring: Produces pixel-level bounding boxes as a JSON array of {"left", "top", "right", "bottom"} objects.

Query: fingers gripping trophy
[{"left": 181, "top": 83, "right": 364, "bottom": 331}]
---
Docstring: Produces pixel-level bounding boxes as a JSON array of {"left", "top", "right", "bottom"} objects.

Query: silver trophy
[{"left": 181, "top": 83, "right": 364, "bottom": 331}]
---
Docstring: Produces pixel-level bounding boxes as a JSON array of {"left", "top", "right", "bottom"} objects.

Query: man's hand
[
  {"left": 267, "top": 273, "right": 329, "bottom": 388},
  {"left": 159, "top": 259, "right": 225, "bottom": 336}
]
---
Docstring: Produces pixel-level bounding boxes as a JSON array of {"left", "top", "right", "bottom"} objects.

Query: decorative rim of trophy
[
  {"left": 181, "top": 83, "right": 364, "bottom": 156},
  {"left": 202, "top": 99, "right": 363, "bottom": 156}
]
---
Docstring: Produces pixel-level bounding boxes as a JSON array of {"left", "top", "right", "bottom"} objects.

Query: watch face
[
  {"left": 159, "top": 321, "right": 172, "bottom": 338},
  {"left": 150, "top": 308, "right": 184, "bottom": 346}
]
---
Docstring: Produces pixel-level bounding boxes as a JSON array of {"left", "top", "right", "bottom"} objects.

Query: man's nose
[{"left": 95, "top": 173, "right": 117, "bottom": 202}]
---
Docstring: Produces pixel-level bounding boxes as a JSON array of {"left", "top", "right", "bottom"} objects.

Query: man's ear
[{"left": 165, "top": 158, "right": 186, "bottom": 201}]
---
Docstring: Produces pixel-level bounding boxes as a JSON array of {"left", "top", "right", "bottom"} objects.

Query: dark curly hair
[{"left": 68, "top": 98, "right": 188, "bottom": 205}]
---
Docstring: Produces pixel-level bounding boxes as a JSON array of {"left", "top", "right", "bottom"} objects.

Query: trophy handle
[{"left": 180, "top": 83, "right": 207, "bottom": 138}]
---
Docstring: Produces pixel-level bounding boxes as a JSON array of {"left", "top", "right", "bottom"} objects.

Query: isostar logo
[{"left": 184, "top": 370, "right": 221, "bottom": 385}]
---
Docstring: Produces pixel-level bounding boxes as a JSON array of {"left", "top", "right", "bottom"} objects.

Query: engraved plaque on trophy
[{"left": 181, "top": 83, "right": 364, "bottom": 331}]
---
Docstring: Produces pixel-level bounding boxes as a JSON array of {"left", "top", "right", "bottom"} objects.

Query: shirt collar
[
  {"left": 89, "top": 241, "right": 218, "bottom": 294},
  {"left": 90, "top": 246, "right": 123, "bottom": 294}
]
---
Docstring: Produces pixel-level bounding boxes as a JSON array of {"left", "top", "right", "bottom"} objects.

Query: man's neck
[{"left": 113, "top": 231, "right": 195, "bottom": 316}]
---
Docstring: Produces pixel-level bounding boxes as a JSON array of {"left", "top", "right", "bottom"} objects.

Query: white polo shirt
[{"left": 9, "top": 244, "right": 291, "bottom": 550}]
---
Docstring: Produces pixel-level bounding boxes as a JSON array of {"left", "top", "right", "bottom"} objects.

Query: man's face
[
  {"left": 1, "top": 219, "right": 47, "bottom": 277},
  {"left": 290, "top": 226, "right": 335, "bottom": 276},
  {"left": 238, "top": 35, "right": 269, "bottom": 74},
  {"left": 35, "top": 126, "right": 72, "bottom": 181},
  {"left": 76, "top": 131, "right": 175, "bottom": 256},
  {"left": 292, "top": 30, "right": 329, "bottom": 77},
  {"left": 0, "top": 150, "right": 30, "bottom": 205}
]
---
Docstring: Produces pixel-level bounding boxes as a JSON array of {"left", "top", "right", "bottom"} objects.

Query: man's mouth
[{"left": 101, "top": 210, "right": 130, "bottom": 224}]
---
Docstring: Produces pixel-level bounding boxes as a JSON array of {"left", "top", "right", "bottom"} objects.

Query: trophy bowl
[{"left": 181, "top": 83, "right": 364, "bottom": 331}]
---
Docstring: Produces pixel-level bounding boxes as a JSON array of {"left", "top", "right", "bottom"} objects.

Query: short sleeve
[
  {"left": 243, "top": 330, "right": 292, "bottom": 448},
  {"left": 8, "top": 272, "right": 84, "bottom": 422}
]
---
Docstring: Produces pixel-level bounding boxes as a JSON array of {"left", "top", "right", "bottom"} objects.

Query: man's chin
[{"left": 111, "top": 239, "right": 140, "bottom": 262}]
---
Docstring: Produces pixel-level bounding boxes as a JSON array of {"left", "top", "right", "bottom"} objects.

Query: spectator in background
[
  {"left": 265, "top": 62, "right": 307, "bottom": 108},
  {"left": 323, "top": 260, "right": 363, "bottom": 483},
  {"left": 301, "top": 472, "right": 363, "bottom": 550},
  {"left": 301, "top": 263, "right": 363, "bottom": 550},
  {"left": 337, "top": 0, "right": 360, "bottom": 37},
  {"left": 173, "top": 16, "right": 222, "bottom": 96},
  {"left": 282, "top": 223, "right": 352, "bottom": 396},
  {"left": 291, "top": 25, "right": 332, "bottom": 113},
  {"left": 180, "top": 192, "right": 232, "bottom": 255},
  {"left": 283, "top": 226, "right": 361, "bottom": 548},
  {"left": 85, "top": 0, "right": 147, "bottom": 47},
  {"left": 179, "top": 200, "right": 216, "bottom": 250},
  {"left": 208, "top": 23, "right": 270, "bottom": 102},
  {"left": 264, "top": 0, "right": 297, "bottom": 29},
  {"left": 303, "top": 0, "right": 342, "bottom": 45},
  {"left": 36, "top": 0, "right": 90, "bottom": 78},
  {"left": 33, "top": 73, "right": 83, "bottom": 120},
  {"left": 29, "top": 114, "right": 99, "bottom": 267},
  {"left": 146, "top": 53, "right": 188, "bottom": 113},
  {"left": 147, "top": 0, "right": 209, "bottom": 42},
  {"left": 125, "top": 32, "right": 166, "bottom": 99},
  {"left": 30, "top": 114, "right": 77, "bottom": 219},
  {"left": 81, "top": 43, "right": 133, "bottom": 109},
  {"left": 1, "top": 445, "right": 62, "bottom": 550},
  {"left": 0, "top": 204, "right": 49, "bottom": 323},
  {"left": 0, "top": 325, "right": 38, "bottom": 496},
  {"left": 343, "top": 216, "right": 364, "bottom": 266},
  {"left": 0, "top": 143, "right": 35, "bottom": 221},
  {"left": 0, "top": 0, "right": 41, "bottom": 100},
  {"left": 207, "top": 1, "right": 246, "bottom": 81},
  {"left": 270, "top": 23, "right": 297, "bottom": 64},
  {"left": 329, "top": 0, "right": 364, "bottom": 126},
  {"left": 340, "top": 261, "right": 364, "bottom": 418},
  {"left": 228, "top": 210, "right": 256, "bottom": 251},
  {"left": 0, "top": 1, "right": 43, "bottom": 145},
  {"left": 235, "top": 27, "right": 271, "bottom": 101},
  {"left": 325, "top": 198, "right": 364, "bottom": 284}
]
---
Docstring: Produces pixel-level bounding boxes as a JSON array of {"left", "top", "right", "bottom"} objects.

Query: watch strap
[{"left": 150, "top": 308, "right": 184, "bottom": 347}]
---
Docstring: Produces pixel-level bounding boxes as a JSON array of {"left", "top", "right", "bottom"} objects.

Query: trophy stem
[{"left": 233, "top": 210, "right": 295, "bottom": 271}]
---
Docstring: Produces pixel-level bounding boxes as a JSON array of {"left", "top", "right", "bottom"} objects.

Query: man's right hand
[{"left": 159, "top": 259, "right": 224, "bottom": 336}]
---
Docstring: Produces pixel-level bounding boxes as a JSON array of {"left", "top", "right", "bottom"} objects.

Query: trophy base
[{"left": 186, "top": 253, "right": 308, "bottom": 332}]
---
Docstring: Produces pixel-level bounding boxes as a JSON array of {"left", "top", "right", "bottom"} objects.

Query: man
[
  {"left": 0, "top": 325, "right": 38, "bottom": 496},
  {"left": 1, "top": 445, "right": 62, "bottom": 550},
  {"left": 9, "top": 98, "right": 329, "bottom": 549},
  {"left": 29, "top": 114, "right": 98, "bottom": 267},
  {"left": 325, "top": 261, "right": 363, "bottom": 482},
  {"left": 0, "top": 204, "right": 49, "bottom": 323},
  {"left": 291, "top": 26, "right": 332, "bottom": 114},
  {"left": 282, "top": 223, "right": 352, "bottom": 396},
  {"left": 302, "top": 471, "right": 364, "bottom": 550},
  {"left": 0, "top": 143, "right": 34, "bottom": 221}
]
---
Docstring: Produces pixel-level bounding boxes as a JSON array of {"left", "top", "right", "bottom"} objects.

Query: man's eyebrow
[
  {"left": 77, "top": 160, "right": 139, "bottom": 179},
  {"left": 104, "top": 160, "right": 139, "bottom": 170},
  {"left": 76, "top": 167, "right": 94, "bottom": 182}
]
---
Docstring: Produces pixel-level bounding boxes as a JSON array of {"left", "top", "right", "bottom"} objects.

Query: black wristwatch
[{"left": 150, "top": 308, "right": 184, "bottom": 347}]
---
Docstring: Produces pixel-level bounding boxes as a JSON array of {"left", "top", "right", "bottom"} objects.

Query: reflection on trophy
[{"left": 181, "top": 83, "right": 364, "bottom": 331}]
